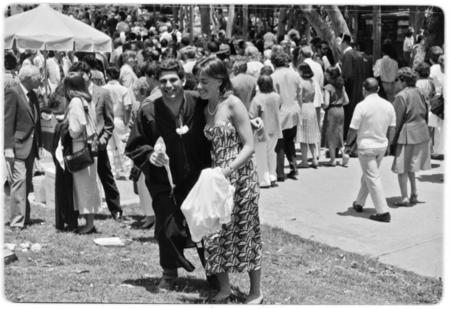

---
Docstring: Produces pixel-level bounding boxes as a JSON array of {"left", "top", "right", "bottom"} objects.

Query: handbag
[
  {"left": 430, "top": 94, "right": 444, "bottom": 119},
  {"left": 64, "top": 128, "right": 94, "bottom": 173},
  {"left": 63, "top": 99, "right": 97, "bottom": 172}
]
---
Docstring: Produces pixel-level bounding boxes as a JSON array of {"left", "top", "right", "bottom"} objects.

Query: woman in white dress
[{"left": 64, "top": 73, "right": 101, "bottom": 234}]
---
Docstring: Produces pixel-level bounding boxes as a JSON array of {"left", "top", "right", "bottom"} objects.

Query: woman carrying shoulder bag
[{"left": 64, "top": 73, "right": 101, "bottom": 234}]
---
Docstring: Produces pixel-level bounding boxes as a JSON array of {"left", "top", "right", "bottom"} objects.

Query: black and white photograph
[{"left": 1, "top": 0, "right": 446, "bottom": 305}]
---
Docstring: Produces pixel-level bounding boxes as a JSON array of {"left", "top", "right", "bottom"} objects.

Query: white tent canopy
[{"left": 4, "top": 4, "right": 112, "bottom": 52}]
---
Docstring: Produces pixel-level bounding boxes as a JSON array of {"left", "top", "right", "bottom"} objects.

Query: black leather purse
[
  {"left": 63, "top": 100, "right": 97, "bottom": 173},
  {"left": 64, "top": 129, "right": 94, "bottom": 173}
]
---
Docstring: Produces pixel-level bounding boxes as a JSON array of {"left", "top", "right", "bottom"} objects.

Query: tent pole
[{"left": 43, "top": 46, "right": 48, "bottom": 107}]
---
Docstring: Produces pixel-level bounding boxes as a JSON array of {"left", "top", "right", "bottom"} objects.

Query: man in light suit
[
  {"left": 69, "top": 61, "right": 123, "bottom": 220},
  {"left": 4, "top": 65, "right": 42, "bottom": 231}
]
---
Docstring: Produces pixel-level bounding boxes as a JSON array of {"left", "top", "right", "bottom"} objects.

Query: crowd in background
[{"left": 3, "top": 4, "right": 445, "bottom": 300}]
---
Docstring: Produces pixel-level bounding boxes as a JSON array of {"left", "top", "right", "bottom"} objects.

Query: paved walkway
[{"left": 63, "top": 154, "right": 444, "bottom": 278}]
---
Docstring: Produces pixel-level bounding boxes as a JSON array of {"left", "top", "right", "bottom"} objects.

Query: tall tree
[
  {"left": 243, "top": 5, "right": 249, "bottom": 39},
  {"left": 277, "top": 7, "right": 287, "bottom": 40},
  {"left": 226, "top": 4, "right": 235, "bottom": 39},
  {"left": 299, "top": 5, "right": 342, "bottom": 61},
  {"left": 199, "top": 5, "right": 211, "bottom": 38},
  {"left": 373, "top": 6, "right": 382, "bottom": 60},
  {"left": 324, "top": 5, "right": 350, "bottom": 36}
]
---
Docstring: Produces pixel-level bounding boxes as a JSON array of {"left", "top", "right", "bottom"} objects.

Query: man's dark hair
[
  {"left": 69, "top": 61, "right": 91, "bottom": 74},
  {"left": 341, "top": 33, "right": 351, "bottom": 45},
  {"left": 181, "top": 36, "right": 191, "bottom": 46},
  {"left": 363, "top": 77, "right": 379, "bottom": 93},
  {"left": 106, "top": 66, "right": 120, "bottom": 80},
  {"left": 298, "top": 62, "right": 314, "bottom": 79},
  {"left": 143, "top": 61, "right": 158, "bottom": 78},
  {"left": 415, "top": 62, "right": 430, "bottom": 78},
  {"left": 5, "top": 52, "right": 17, "bottom": 71},
  {"left": 155, "top": 58, "right": 185, "bottom": 80},
  {"left": 257, "top": 74, "right": 275, "bottom": 93},
  {"left": 207, "top": 41, "right": 219, "bottom": 53}
]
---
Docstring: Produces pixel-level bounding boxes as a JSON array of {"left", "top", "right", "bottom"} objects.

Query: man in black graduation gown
[
  {"left": 339, "top": 34, "right": 365, "bottom": 140},
  {"left": 125, "top": 59, "right": 212, "bottom": 291}
]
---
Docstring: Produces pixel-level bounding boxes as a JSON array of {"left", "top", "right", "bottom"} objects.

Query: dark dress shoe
[
  {"left": 139, "top": 217, "right": 155, "bottom": 229},
  {"left": 75, "top": 226, "right": 98, "bottom": 234},
  {"left": 111, "top": 210, "right": 123, "bottom": 221},
  {"left": 270, "top": 181, "right": 279, "bottom": 187},
  {"left": 369, "top": 212, "right": 391, "bottom": 222},
  {"left": 207, "top": 274, "right": 220, "bottom": 290},
  {"left": 157, "top": 275, "right": 177, "bottom": 292},
  {"left": 352, "top": 201, "right": 363, "bottom": 213},
  {"left": 277, "top": 176, "right": 285, "bottom": 182},
  {"left": 286, "top": 171, "right": 297, "bottom": 180}
]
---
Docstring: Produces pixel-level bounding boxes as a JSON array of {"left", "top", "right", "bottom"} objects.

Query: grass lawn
[{"left": 3, "top": 200, "right": 442, "bottom": 304}]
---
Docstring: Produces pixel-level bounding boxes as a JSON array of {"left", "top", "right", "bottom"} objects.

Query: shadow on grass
[
  {"left": 29, "top": 218, "right": 45, "bottom": 226},
  {"left": 416, "top": 174, "right": 444, "bottom": 184},
  {"left": 132, "top": 236, "right": 157, "bottom": 244},
  {"left": 336, "top": 207, "right": 376, "bottom": 219}
]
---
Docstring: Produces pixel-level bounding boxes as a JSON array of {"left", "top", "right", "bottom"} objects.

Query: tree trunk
[
  {"left": 277, "top": 7, "right": 287, "bottom": 40},
  {"left": 226, "top": 4, "right": 235, "bottom": 39},
  {"left": 299, "top": 5, "right": 341, "bottom": 61},
  {"left": 324, "top": 5, "right": 350, "bottom": 37},
  {"left": 172, "top": 6, "right": 179, "bottom": 26},
  {"left": 411, "top": 6, "right": 426, "bottom": 35},
  {"left": 179, "top": 7, "right": 184, "bottom": 33},
  {"left": 199, "top": 5, "right": 211, "bottom": 38},
  {"left": 189, "top": 5, "right": 194, "bottom": 42},
  {"left": 373, "top": 6, "right": 382, "bottom": 60},
  {"left": 242, "top": 5, "right": 249, "bottom": 40}
]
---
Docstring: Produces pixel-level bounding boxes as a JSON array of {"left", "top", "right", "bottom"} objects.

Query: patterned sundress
[{"left": 203, "top": 122, "right": 262, "bottom": 275}]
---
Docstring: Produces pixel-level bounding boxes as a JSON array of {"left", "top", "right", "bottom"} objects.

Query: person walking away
[
  {"left": 345, "top": 78, "right": 396, "bottom": 222},
  {"left": 103, "top": 66, "right": 133, "bottom": 179},
  {"left": 338, "top": 34, "right": 365, "bottom": 141},
  {"left": 270, "top": 51, "right": 302, "bottom": 180},
  {"left": 230, "top": 59, "right": 257, "bottom": 111},
  {"left": 296, "top": 63, "right": 321, "bottom": 168},
  {"left": 249, "top": 74, "right": 282, "bottom": 187},
  {"left": 391, "top": 67, "right": 431, "bottom": 206},
  {"left": 322, "top": 67, "right": 349, "bottom": 167},
  {"left": 373, "top": 42, "right": 399, "bottom": 102}
]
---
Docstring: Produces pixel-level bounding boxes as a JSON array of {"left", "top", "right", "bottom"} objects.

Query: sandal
[
  {"left": 394, "top": 198, "right": 410, "bottom": 206},
  {"left": 410, "top": 193, "right": 419, "bottom": 204}
]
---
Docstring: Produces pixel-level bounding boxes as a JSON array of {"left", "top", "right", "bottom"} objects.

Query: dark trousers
[
  {"left": 152, "top": 190, "right": 206, "bottom": 272},
  {"left": 97, "top": 149, "right": 122, "bottom": 214},
  {"left": 276, "top": 126, "right": 297, "bottom": 178}
]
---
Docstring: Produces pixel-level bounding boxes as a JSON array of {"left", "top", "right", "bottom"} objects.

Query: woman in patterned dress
[{"left": 193, "top": 56, "right": 263, "bottom": 304}]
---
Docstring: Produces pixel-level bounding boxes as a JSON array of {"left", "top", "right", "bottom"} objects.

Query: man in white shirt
[
  {"left": 103, "top": 66, "right": 133, "bottom": 179},
  {"left": 345, "top": 78, "right": 396, "bottom": 222}
]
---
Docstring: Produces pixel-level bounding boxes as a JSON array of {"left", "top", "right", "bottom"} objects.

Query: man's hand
[
  {"left": 4, "top": 148, "right": 14, "bottom": 161},
  {"left": 98, "top": 136, "right": 108, "bottom": 149},
  {"left": 149, "top": 151, "right": 169, "bottom": 167}
]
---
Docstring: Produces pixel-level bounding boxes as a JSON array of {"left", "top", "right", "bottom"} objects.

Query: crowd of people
[{"left": 3, "top": 5, "right": 445, "bottom": 303}]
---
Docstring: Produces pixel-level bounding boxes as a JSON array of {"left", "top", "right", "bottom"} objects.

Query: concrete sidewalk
[
  {"left": 257, "top": 156, "right": 444, "bottom": 278},
  {"left": 114, "top": 155, "right": 444, "bottom": 278}
]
